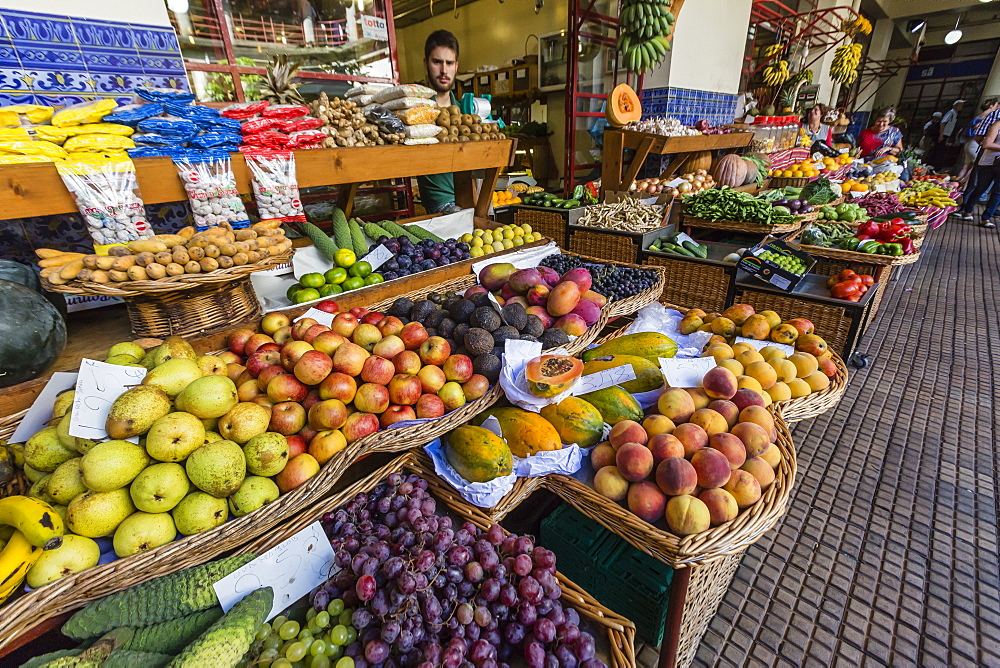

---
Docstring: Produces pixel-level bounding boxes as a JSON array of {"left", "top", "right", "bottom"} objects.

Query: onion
[
  {"left": 628, "top": 182, "right": 638, "bottom": 191},
  {"left": 695, "top": 168, "right": 707, "bottom": 176},
  {"left": 681, "top": 173, "right": 694, "bottom": 180},
  {"left": 677, "top": 181, "right": 693, "bottom": 193},
  {"left": 692, "top": 175, "right": 705, "bottom": 184},
  {"left": 650, "top": 178, "right": 661, "bottom": 185}
]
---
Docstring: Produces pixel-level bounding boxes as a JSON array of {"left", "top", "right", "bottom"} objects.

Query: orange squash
[
  {"left": 525, "top": 355, "right": 584, "bottom": 398},
  {"left": 606, "top": 84, "right": 642, "bottom": 127},
  {"left": 681, "top": 151, "right": 713, "bottom": 173}
]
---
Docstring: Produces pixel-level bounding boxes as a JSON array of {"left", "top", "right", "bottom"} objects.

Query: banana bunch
[
  {"left": 831, "top": 43, "right": 862, "bottom": 83},
  {"left": 762, "top": 43, "right": 784, "bottom": 58},
  {"left": 763, "top": 60, "right": 790, "bottom": 86},
  {"left": 841, "top": 15, "right": 872, "bottom": 37},
  {"left": 617, "top": 0, "right": 675, "bottom": 74},
  {"left": 791, "top": 68, "right": 814, "bottom": 84},
  {"left": 898, "top": 186, "right": 957, "bottom": 208},
  {"left": 0, "top": 495, "right": 66, "bottom": 604}
]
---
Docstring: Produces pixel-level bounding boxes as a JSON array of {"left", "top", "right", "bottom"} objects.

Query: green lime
[
  {"left": 341, "top": 276, "right": 365, "bottom": 291},
  {"left": 301, "top": 272, "right": 325, "bottom": 289},
  {"left": 348, "top": 261, "right": 372, "bottom": 278},
  {"left": 293, "top": 288, "right": 321, "bottom": 304},
  {"left": 286, "top": 283, "right": 303, "bottom": 301},
  {"left": 364, "top": 273, "right": 384, "bottom": 285},
  {"left": 334, "top": 249, "right": 356, "bottom": 268},
  {"left": 319, "top": 283, "right": 343, "bottom": 296},
  {"left": 324, "top": 267, "right": 347, "bottom": 284}
]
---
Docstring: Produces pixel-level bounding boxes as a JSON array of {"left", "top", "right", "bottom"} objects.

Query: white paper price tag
[
  {"left": 659, "top": 356, "right": 716, "bottom": 388},
  {"left": 734, "top": 337, "right": 796, "bottom": 355},
  {"left": 69, "top": 359, "right": 147, "bottom": 440},
  {"left": 504, "top": 338, "right": 542, "bottom": 359},
  {"left": 571, "top": 366, "right": 637, "bottom": 395},
  {"left": 487, "top": 291, "right": 504, "bottom": 312},
  {"left": 214, "top": 521, "right": 336, "bottom": 621},
  {"left": 674, "top": 231, "right": 696, "bottom": 246},
  {"left": 363, "top": 244, "right": 393, "bottom": 271},
  {"left": 664, "top": 177, "right": 685, "bottom": 188},
  {"left": 293, "top": 307, "right": 336, "bottom": 327},
  {"left": 11, "top": 372, "right": 78, "bottom": 443}
]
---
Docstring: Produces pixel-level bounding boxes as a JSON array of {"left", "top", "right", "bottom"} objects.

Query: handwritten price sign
[
  {"left": 572, "top": 365, "right": 637, "bottom": 395},
  {"left": 294, "top": 307, "right": 335, "bottom": 327},
  {"left": 734, "top": 337, "right": 795, "bottom": 356},
  {"left": 659, "top": 356, "right": 716, "bottom": 389},
  {"left": 69, "top": 359, "right": 146, "bottom": 440},
  {"left": 363, "top": 244, "right": 393, "bottom": 271}
]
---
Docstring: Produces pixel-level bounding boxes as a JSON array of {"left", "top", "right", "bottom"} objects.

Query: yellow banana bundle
[
  {"left": 898, "top": 186, "right": 957, "bottom": 208},
  {"left": 830, "top": 43, "right": 862, "bottom": 84},
  {"left": 841, "top": 15, "right": 872, "bottom": 37},
  {"left": 763, "top": 60, "right": 790, "bottom": 86},
  {"left": 0, "top": 495, "right": 65, "bottom": 604},
  {"left": 762, "top": 43, "right": 784, "bottom": 58}
]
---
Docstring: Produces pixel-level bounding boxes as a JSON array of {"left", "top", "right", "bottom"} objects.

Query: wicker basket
[
  {"left": 729, "top": 288, "right": 856, "bottom": 360},
  {"left": 240, "top": 451, "right": 638, "bottom": 668},
  {"left": 771, "top": 351, "right": 848, "bottom": 422},
  {"left": 788, "top": 226, "right": 921, "bottom": 266},
  {"left": 641, "top": 254, "right": 734, "bottom": 313},
  {"left": 681, "top": 214, "right": 803, "bottom": 235},
  {"left": 767, "top": 176, "right": 810, "bottom": 189},
  {"left": 544, "top": 408, "right": 796, "bottom": 568},
  {"left": 567, "top": 228, "right": 649, "bottom": 265},
  {"left": 512, "top": 206, "right": 570, "bottom": 247}
]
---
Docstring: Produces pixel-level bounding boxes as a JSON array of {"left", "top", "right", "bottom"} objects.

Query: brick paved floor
[{"left": 639, "top": 217, "right": 1000, "bottom": 667}]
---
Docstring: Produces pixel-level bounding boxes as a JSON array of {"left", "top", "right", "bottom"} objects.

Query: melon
[
  {"left": 0, "top": 279, "right": 67, "bottom": 388},
  {"left": 0, "top": 259, "right": 67, "bottom": 317},
  {"left": 606, "top": 84, "right": 642, "bottom": 127},
  {"left": 712, "top": 154, "right": 749, "bottom": 188},
  {"left": 680, "top": 151, "right": 713, "bottom": 174}
]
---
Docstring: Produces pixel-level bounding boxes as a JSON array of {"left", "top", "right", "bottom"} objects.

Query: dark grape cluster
[
  {"left": 313, "top": 473, "right": 606, "bottom": 668},
  {"left": 377, "top": 237, "right": 472, "bottom": 282},
  {"left": 539, "top": 254, "right": 657, "bottom": 302}
]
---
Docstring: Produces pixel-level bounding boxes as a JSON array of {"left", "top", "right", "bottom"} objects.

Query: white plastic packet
[
  {"left": 624, "top": 303, "right": 711, "bottom": 358},
  {"left": 244, "top": 150, "right": 305, "bottom": 224}
]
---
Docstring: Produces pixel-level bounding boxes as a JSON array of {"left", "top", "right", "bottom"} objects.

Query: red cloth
[{"left": 858, "top": 129, "right": 882, "bottom": 157}]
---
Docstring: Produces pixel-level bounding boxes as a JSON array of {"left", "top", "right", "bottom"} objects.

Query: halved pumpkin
[
  {"left": 525, "top": 355, "right": 584, "bottom": 398},
  {"left": 606, "top": 84, "right": 642, "bottom": 127}
]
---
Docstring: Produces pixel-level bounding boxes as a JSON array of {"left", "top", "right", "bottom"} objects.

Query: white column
[{"left": 983, "top": 48, "right": 1000, "bottom": 98}]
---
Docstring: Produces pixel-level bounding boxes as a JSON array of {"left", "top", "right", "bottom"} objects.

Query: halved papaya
[
  {"left": 606, "top": 84, "right": 642, "bottom": 127},
  {"left": 525, "top": 354, "right": 584, "bottom": 398}
]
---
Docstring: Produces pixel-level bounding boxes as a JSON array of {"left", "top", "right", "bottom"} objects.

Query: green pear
[
  {"left": 204, "top": 431, "right": 224, "bottom": 444},
  {"left": 28, "top": 475, "right": 56, "bottom": 504},
  {"left": 228, "top": 476, "right": 280, "bottom": 517},
  {"left": 112, "top": 512, "right": 177, "bottom": 557},
  {"left": 130, "top": 463, "right": 190, "bottom": 513},
  {"left": 26, "top": 534, "right": 101, "bottom": 588},
  {"left": 55, "top": 414, "right": 98, "bottom": 455},
  {"left": 51, "top": 389, "right": 75, "bottom": 420},
  {"left": 175, "top": 376, "right": 238, "bottom": 419},
  {"left": 81, "top": 440, "right": 149, "bottom": 492},
  {"left": 142, "top": 358, "right": 203, "bottom": 397},
  {"left": 51, "top": 504, "right": 68, "bottom": 521},
  {"left": 105, "top": 386, "right": 172, "bottom": 439},
  {"left": 23, "top": 464, "right": 46, "bottom": 484},
  {"left": 148, "top": 335, "right": 197, "bottom": 367},
  {"left": 172, "top": 492, "right": 228, "bottom": 536},
  {"left": 218, "top": 402, "right": 271, "bottom": 444},
  {"left": 105, "top": 354, "right": 142, "bottom": 366},
  {"left": 107, "top": 341, "right": 146, "bottom": 361},
  {"left": 243, "top": 432, "right": 289, "bottom": 477},
  {"left": 185, "top": 440, "right": 245, "bottom": 498},
  {"left": 25, "top": 425, "right": 77, "bottom": 472},
  {"left": 47, "top": 458, "right": 87, "bottom": 505},
  {"left": 145, "top": 412, "right": 206, "bottom": 463},
  {"left": 201, "top": 417, "right": 219, "bottom": 432},
  {"left": 67, "top": 488, "right": 135, "bottom": 537}
]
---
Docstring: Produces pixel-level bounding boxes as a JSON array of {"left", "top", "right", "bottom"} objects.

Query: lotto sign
[{"left": 360, "top": 14, "right": 388, "bottom": 41}]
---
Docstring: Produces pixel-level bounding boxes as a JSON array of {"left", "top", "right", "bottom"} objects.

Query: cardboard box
[{"left": 737, "top": 238, "right": 815, "bottom": 292}]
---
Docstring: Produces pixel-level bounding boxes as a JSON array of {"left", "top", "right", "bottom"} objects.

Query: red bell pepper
[
  {"left": 857, "top": 221, "right": 880, "bottom": 237},
  {"left": 900, "top": 237, "right": 915, "bottom": 254}
]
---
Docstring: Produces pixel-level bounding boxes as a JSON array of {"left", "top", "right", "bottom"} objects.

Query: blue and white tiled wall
[
  {"left": 0, "top": 8, "right": 189, "bottom": 107},
  {"left": 640, "top": 86, "right": 739, "bottom": 126}
]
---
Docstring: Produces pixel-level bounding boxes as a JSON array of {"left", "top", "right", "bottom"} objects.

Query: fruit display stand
[
  {"left": 600, "top": 129, "right": 754, "bottom": 196},
  {"left": 239, "top": 451, "right": 639, "bottom": 667},
  {"left": 638, "top": 231, "right": 741, "bottom": 313},
  {"left": 509, "top": 203, "right": 585, "bottom": 248}
]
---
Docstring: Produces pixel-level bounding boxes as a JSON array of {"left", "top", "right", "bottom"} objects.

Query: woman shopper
[
  {"left": 956, "top": 98, "right": 1000, "bottom": 185},
  {"left": 957, "top": 118, "right": 1000, "bottom": 228},
  {"left": 801, "top": 104, "right": 832, "bottom": 144},
  {"left": 857, "top": 108, "right": 903, "bottom": 158}
]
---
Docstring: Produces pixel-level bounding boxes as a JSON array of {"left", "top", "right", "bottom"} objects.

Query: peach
[
  {"left": 690, "top": 448, "right": 731, "bottom": 489},
  {"left": 766, "top": 382, "right": 791, "bottom": 402},
  {"left": 730, "top": 421, "right": 770, "bottom": 458},
  {"left": 731, "top": 388, "right": 766, "bottom": 412},
  {"left": 615, "top": 442, "right": 654, "bottom": 482},
  {"left": 685, "top": 388, "right": 711, "bottom": 409},
  {"left": 699, "top": 488, "right": 739, "bottom": 526},
  {"left": 657, "top": 388, "right": 696, "bottom": 423},
  {"left": 648, "top": 434, "right": 685, "bottom": 465},
  {"left": 627, "top": 481, "right": 668, "bottom": 524},
  {"left": 708, "top": 432, "right": 747, "bottom": 469},
  {"left": 735, "top": 350, "right": 765, "bottom": 367},
  {"left": 609, "top": 420, "right": 648, "bottom": 449},
  {"left": 759, "top": 443, "right": 782, "bottom": 469},
  {"left": 718, "top": 359, "right": 744, "bottom": 377},
  {"left": 655, "top": 457, "right": 697, "bottom": 496},
  {"left": 665, "top": 495, "right": 711, "bottom": 535},
  {"left": 758, "top": 345, "right": 786, "bottom": 362},
  {"left": 768, "top": 358, "right": 797, "bottom": 383},
  {"left": 707, "top": 334, "right": 728, "bottom": 346},
  {"left": 744, "top": 361, "right": 778, "bottom": 390},
  {"left": 741, "top": 457, "right": 776, "bottom": 490},
  {"left": 787, "top": 378, "right": 812, "bottom": 398},
  {"left": 804, "top": 371, "right": 830, "bottom": 391},
  {"left": 590, "top": 442, "right": 617, "bottom": 470},
  {"left": 730, "top": 342, "right": 755, "bottom": 356},
  {"left": 642, "top": 414, "right": 675, "bottom": 436},
  {"left": 788, "top": 352, "right": 819, "bottom": 378},
  {"left": 701, "top": 367, "right": 737, "bottom": 400},
  {"left": 723, "top": 470, "right": 761, "bottom": 509},
  {"left": 672, "top": 423, "right": 708, "bottom": 458},
  {"left": 707, "top": 400, "right": 739, "bottom": 428},
  {"left": 689, "top": 408, "right": 729, "bottom": 436},
  {"left": 593, "top": 466, "right": 629, "bottom": 502},
  {"left": 704, "top": 344, "right": 734, "bottom": 362}
]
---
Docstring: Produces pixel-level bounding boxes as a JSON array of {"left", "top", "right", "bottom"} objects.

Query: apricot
[
  {"left": 745, "top": 361, "right": 778, "bottom": 389},
  {"left": 655, "top": 457, "right": 697, "bottom": 496},
  {"left": 648, "top": 433, "right": 685, "bottom": 464},
  {"left": 699, "top": 488, "right": 739, "bottom": 526},
  {"left": 609, "top": 420, "right": 648, "bottom": 449},
  {"left": 657, "top": 388, "right": 696, "bottom": 423},
  {"left": 690, "top": 448, "right": 732, "bottom": 489},
  {"left": 704, "top": 344, "right": 734, "bottom": 362},
  {"left": 768, "top": 358, "right": 797, "bottom": 383},
  {"left": 731, "top": 388, "right": 765, "bottom": 412},
  {"left": 759, "top": 442, "right": 782, "bottom": 469},
  {"left": 723, "top": 469, "right": 762, "bottom": 509},
  {"left": 702, "top": 367, "right": 737, "bottom": 400},
  {"left": 718, "top": 359, "right": 744, "bottom": 377},
  {"left": 736, "top": 375, "right": 764, "bottom": 394},
  {"left": 616, "top": 442, "right": 654, "bottom": 482},
  {"left": 787, "top": 378, "right": 812, "bottom": 398},
  {"left": 709, "top": 432, "right": 747, "bottom": 469},
  {"left": 766, "top": 382, "right": 791, "bottom": 402},
  {"left": 788, "top": 352, "right": 819, "bottom": 378},
  {"left": 730, "top": 421, "right": 770, "bottom": 458},
  {"left": 708, "top": 400, "right": 740, "bottom": 428},
  {"left": 759, "top": 345, "right": 787, "bottom": 361},
  {"left": 642, "top": 414, "right": 676, "bottom": 436},
  {"left": 731, "top": 342, "right": 755, "bottom": 356},
  {"left": 590, "top": 442, "right": 616, "bottom": 470},
  {"left": 804, "top": 371, "right": 830, "bottom": 391},
  {"left": 665, "top": 495, "right": 711, "bottom": 535},
  {"left": 685, "top": 388, "right": 712, "bottom": 409},
  {"left": 735, "top": 350, "right": 765, "bottom": 367},
  {"left": 593, "top": 466, "right": 629, "bottom": 502},
  {"left": 627, "top": 481, "right": 668, "bottom": 524},
  {"left": 689, "top": 408, "right": 729, "bottom": 436},
  {"left": 672, "top": 423, "right": 708, "bottom": 457},
  {"left": 741, "top": 457, "right": 776, "bottom": 490}
]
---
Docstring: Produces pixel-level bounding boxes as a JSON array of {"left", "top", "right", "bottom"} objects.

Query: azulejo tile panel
[{"left": 0, "top": 8, "right": 188, "bottom": 106}]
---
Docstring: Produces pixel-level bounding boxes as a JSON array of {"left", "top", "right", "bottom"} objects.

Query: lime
[
  {"left": 324, "top": 267, "right": 347, "bottom": 284},
  {"left": 348, "top": 261, "right": 372, "bottom": 278},
  {"left": 286, "top": 283, "right": 303, "bottom": 301},
  {"left": 319, "top": 283, "right": 343, "bottom": 296},
  {"left": 341, "top": 276, "right": 365, "bottom": 291},
  {"left": 364, "top": 273, "right": 384, "bottom": 285},
  {"left": 293, "top": 288, "right": 321, "bottom": 304},
  {"left": 300, "top": 272, "right": 325, "bottom": 289},
  {"left": 334, "top": 249, "right": 356, "bottom": 268}
]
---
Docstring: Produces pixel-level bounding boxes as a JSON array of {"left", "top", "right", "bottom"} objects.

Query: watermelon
[
  {"left": 0, "top": 259, "right": 67, "bottom": 317},
  {"left": 0, "top": 280, "right": 67, "bottom": 388}
]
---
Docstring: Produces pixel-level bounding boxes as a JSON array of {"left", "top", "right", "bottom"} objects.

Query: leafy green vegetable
[
  {"left": 800, "top": 178, "right": 836, "bottom": 205},
  {"left": 743, "top": 154, "right": 768, "bottom": 187}
]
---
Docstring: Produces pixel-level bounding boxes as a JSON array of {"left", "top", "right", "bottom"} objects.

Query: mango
[
  {"left": 665, "top": 495, "right": 711, "bottom": 535},
  {"left": 679, "top": 315, "right": 704, "bottom": 335},
  {"left": 699, "top": 488, "right": 739, "bottom": 526},
  {"left": 689, "top": 408, "right": 729, "bottom": 436},
  {"left": 709, "top": 432, "right": 747, "bottom": 469},
  {"left": 760, "top": 310, "right": 782, "bottom": 329},
  {"left": 616, "top": 442, "right": 654, "bottom": 482},
  {"left": 795, "top": 333, "right": 828, "bottom": 356},
  {"left": 740, "top": 314, "right": 771, "bottom": 340},
  {"left": 721, "top": 304, "right": 754, "bottom": 326},
  {"left": 818, "top": 356, "right": 838, "bottom": 377},
  {"left": 723, "top": 469, "right": 762, "bottom": 509},
  {"left": 691, "top": 448, "right": 731, "bottom": 489},
  {"left": 803, "top": 371, "right": 830, "bottom": 391},
  {"left": 768, "top": 358, "right": 797, "bottom": 383},
  {"left": 701, "top": 367, "right": 737, "bottom": 400},
  {"left": 788, "top": 352, "right": 818, "bottom": 377},
  {"left": 657, "top": 388, "right": 696, "bottom": 423},
  {"left": 710, "top": 317, "right": 737, "bottom": 338},
  {"left": 627, "top": 481, "right": 668, "bottom": 524},
  {"left": 672, "top": 423, "right": 708, "bottom": 457},
  {"left": 769, "top": 324, "right": 799, "bottom": 345},
  {"left": 655, "top": 457, "right": 697, "bottom": 496},
  {"left": 785, "top": 318, "right": 815, "bottom": 337},
  {"left": 741, "top": 457, "right": 776, "bottom": 490},
  {"left": 583, "top": 354, "right": 663, "bottom": 394},
  {"left": 594, "top": 466, "right": 629, "bottom": 502}
]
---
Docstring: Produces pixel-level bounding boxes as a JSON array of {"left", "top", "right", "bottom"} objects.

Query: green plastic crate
[{"left": 540, "top": 504, "right": 674, "bottom": 645}]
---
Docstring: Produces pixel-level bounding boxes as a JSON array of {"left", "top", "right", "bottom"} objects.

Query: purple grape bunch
[
  {"left": 313, "top": 473, "right": 607, "bottom": 668},
  {"left": 377, "top": 236, "right": 472, "bottom": 282}
]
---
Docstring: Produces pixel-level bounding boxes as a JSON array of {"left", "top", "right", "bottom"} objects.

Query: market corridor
[{"left": 685, "top": 218, "right": 1000, "bottom": 666}]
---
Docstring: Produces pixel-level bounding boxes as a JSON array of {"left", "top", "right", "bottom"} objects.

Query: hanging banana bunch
[
  {"left": 762, "top": 60, "right": 790, "bottom": 86},
  {"left": 617, "top": 0, "right": 675, "bottom": 74},
  {"left": 790, "top": 68, "right": 813, "bottom": 84},
  {"left": 830, "top": 43, "right": 862, "bottom": 84},
  {"left": 840, "top": 15, "right": 872, "bottom": 38},
  {"left": 762, "top": 43, "right": 784, "bottom": 58}
]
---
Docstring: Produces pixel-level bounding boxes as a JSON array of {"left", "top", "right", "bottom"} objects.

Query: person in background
[
  {"left": 416, "top": 30, "right": 461, "bottom": 214},
  {"left": 857, "top": 108, "right": 903, "bottom": 158},
  {"left": 956, "top": 98, "right": 1000, "bottom": 186},
  {"left": 957, "top": 117, "right": 1000, "bottom": 227},
  {"left": 920, "top": 111, "right": 943, "bottom": 155},
  {"left": 939, "top": 99, "right": 965, "bottom": 145},
  {"left": 801, "top": 104, "right": 832, "bottom": 144}
]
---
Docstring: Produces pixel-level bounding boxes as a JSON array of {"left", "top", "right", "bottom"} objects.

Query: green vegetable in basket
[{"left": 799, "top": 178, "right": 836, "bottom": 206}]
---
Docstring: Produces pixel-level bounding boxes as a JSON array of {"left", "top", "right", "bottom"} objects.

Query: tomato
[
  {"left": 831, "top": 281, "right": 860, "bottom": 299},
  {"left": 860, "top": 274, "right": 874, "bottom": 287},
  {"left": 826, "top": 274, "right": 840, "bottom": 288},
  {"left": 838, "top": 269, "right": 858, "bottom": 282},
  {"left": 845, "top": 293, "right": 861, "bottom": 302}
]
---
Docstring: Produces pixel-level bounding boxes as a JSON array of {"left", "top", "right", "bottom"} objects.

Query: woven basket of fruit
[
  {"left": 538, "top": 252, "right": 667, "bottom": 318},
  {"left": 240, "top": 451, "right": 638, "bottom": 668}
]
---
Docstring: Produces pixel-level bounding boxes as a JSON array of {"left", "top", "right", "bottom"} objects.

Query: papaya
[
  {"left": 577, "top": 385, "right": 643, "bottom": 425},
  {"left": 539, "top": 397, "right": 604, "bottom": 448},
  {"left": 444, "top": 425, "right": 513, "bottom": 483},
  {"left": 473, "top": 407, "right": 563, "bottom": 458},
  {"left": 583, "top": 354, "right": 663, "bottom": 394},
  {"left": 581, "top": 332, "right": 677, "bottom": 364},
  {"left": 525, "top": 355, "right": 584, "bottom": 398},
  {"left": 606, "top": 84, "right": 641, "bottom": 127}
]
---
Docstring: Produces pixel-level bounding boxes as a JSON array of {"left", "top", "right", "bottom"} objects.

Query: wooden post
[
  {"left": 336, "top": 182, "right": 361, "bottom": 218},
  {"left": 601, "top": 129, "right": 625, "bottom": 193},
  {"left": 658, "top": 566, "right": 690, "bottom": 668}
]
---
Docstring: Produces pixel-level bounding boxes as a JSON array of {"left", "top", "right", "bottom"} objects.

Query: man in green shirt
[{"left": 417, "top": 30, "right": 461, "bottom": 213}]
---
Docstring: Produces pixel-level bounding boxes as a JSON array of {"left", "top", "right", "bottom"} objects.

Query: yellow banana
[
  {"left": 0, "top": 496, "right": 65, "bottom": 550},
  {"left": 0, "top": 530, "right": 42, "bottom": 604}
]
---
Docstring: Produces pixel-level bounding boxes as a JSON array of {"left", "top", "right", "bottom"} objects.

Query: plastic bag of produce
[
  {"left": 163, "top": 101, "right": 221, "bottom": 122},
  {"left": 173, "top": 152, "right": 251, "bottom": 231},
  {"left": 346, "top": 82, "right": 392, "bottom": 98},
  {"left": 0, "top": 154, "right": 52, "bottom": 164},
  {"left": 55, "top": 154, "right": 154, "bottom": 253},
  {"left": 137, "top": 116, "right": 200, "bottom": 138},
  {"left": 132, "top": 132, "right": 189, "bottom": 147},
  {"left": 244, "top": 150, "right": 305, "bottom": 224},
  {"left": 281, "top": 117, "right": 323, "bottom": 132},
  {"left": 365, "top": 105, "right": 406, "bottom": 135},
  {"left": 0, "top": 139, "right": 68, "bottom": 160},
  {"left": 188, "top": 132, "right": 242, "bottom": 150},
  {"left": 221, "top": 100, "right": 270, "bottom": 119},
  {"left": 372, "top": 84, "right": 435, "bottom": 104},
  {"left": 382, "top": 96, "right": 436, "bottom": 111},
  {"left": 395, "top": 105, "right": 440, "bottom": 125},
  {"left": 402, "top": 137, "right": 439, "bottom": 145},
  {"left": 63, "top": 134, "right": 136, "bottom": 153},
  {"left": 134, "top": 87, "right": 196, "bottom": 104},
  {"left": 261, "top": 104, "right": 309, "bottom": 119},
  {"left": 62, "top": 122, "right": 135, "bottom": 137},
  {"left": 402, "top": 123, "right": 442, "bottom": 139},
  {"left": 51, "top": 99, "right": 118, "bottom": 127},
  {"left": 241, "top": 117, "right": 283, "bottom": 134},
  {"left": 1, "top": 104, "right": 54, "bottom": 125},
  {"left": 286, "top": 129, "right": 325, "bottom": 148},
  {"left": 242, "top": 131, "right": 289, "bottom": 148}
]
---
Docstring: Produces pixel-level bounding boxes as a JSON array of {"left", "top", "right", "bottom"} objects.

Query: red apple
[
  {"left": 438, "top": 381, "right": 467, "bottom": 411},
  {"left": 419, "top": 336, "right": 452, "bottom": 366},
  {"left": 332, "top": 342, "right": 369, "bottom": 377},
  {"left": 361, "top": 355, "right": 396, "bottom": 385},
  {"left": 331, "top": 312, "right": 360, "bottom": 338},
  {"left": 399, "top": 322, "right": 429, "bottom": 350},
  {"left": 273, "top": 325, "right": 293, "bottom": 345},
  {"left": 380, "top": 405, "right": 416, "bottom": 428},
  {"left": 318, "top": 372, "right": 357, "bottom": 403},
  {"left": 244, "top": 333, "right": 275, "bottom": 356},
  {"left": 376, "top": 316, "right": 405, "bottom": 337},
  {"left": 388, "top": 373, "right": 423, "bottom": 406},
  {"left": 301, "top": 389, "right": 321, "bottom": 412},
  {"left": 226, "top": 363, "right": 246, "bottom": 382},
  {"left": 342, "top": 411, "right": 380, "bottom": 443},
  {"left": 416, "top": 394, "right": 446, "bottom": 419},
  {"left": 309, "top": 429, "right": 347, "bottom": 465},
  {"left": 251, "top": 395, "right": 274, "bottom": 409},
  {"left": 354, "top": 383, "right": 390, "bottom": 414},
  {"left": 298, "top": 426, "right": 318, "bottom": 445},
  {"left": 443, "top": 355, "right": 474, "bottom": 383},
  {"left": 372, "top": 335, "right": 405, "bottom": 360},
  {"left": 315, "top": 300, "right": 339, "bottom": 314},
  {"left": 349, "top": 307, "right": 369, "bottom": 318},
  {"left": 256, "top": 364, "right": 286, "bottom": 391},
  {"left": 291, "top": 317, "right": 317, "bottom": 341},
  {"left": 275, "top": 453, "right": 320, "bottom": 493},
  {"left": 462, "top": 374, "right": 490, "bottom": 401},
  {"left": 261, "top": 312, "right": 290, "bottom": 335},
  {"left": 303, "top": 324, "right": 331, "bottom": 344},
  {"left": 280, "top": 340, "right": 314, "bottom": 371},
  {"left": 312, "top": 330, "right": 347, "bottom": 356},
  {"left": 393, "top": 350, "right": 422, "bottom": 375},
  {"left": 270, "top": 401, "right": 307, "bottom": 435},
  {"left": 256, "top": 342, "right": 280, "bottom": 353},
  {"left": 308, "top": 399, "right": 348, "bottom": 431},
  {"left": 266, "top": 373, "right": 308, "bottom": 403},
  {"left": 360, "top": 311, "right": 385, "bottom": 325},
  {"left": 247, "top": 349, "right": 281, "bottom": 377},
  {"left": 285, "top": 433, "right": 307, "bottom": 457},
  {"left": 217, "top": 350, "right": 241, "bottom": 365},
  {"left": 228, "top": 328, "right": 255, "bottom": 355},
  {"left": 294, "top": 349, "right": 334, "bottom": 385},
  {"left": 417, "top": 365, "right": 447, "bottom": 393}
]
